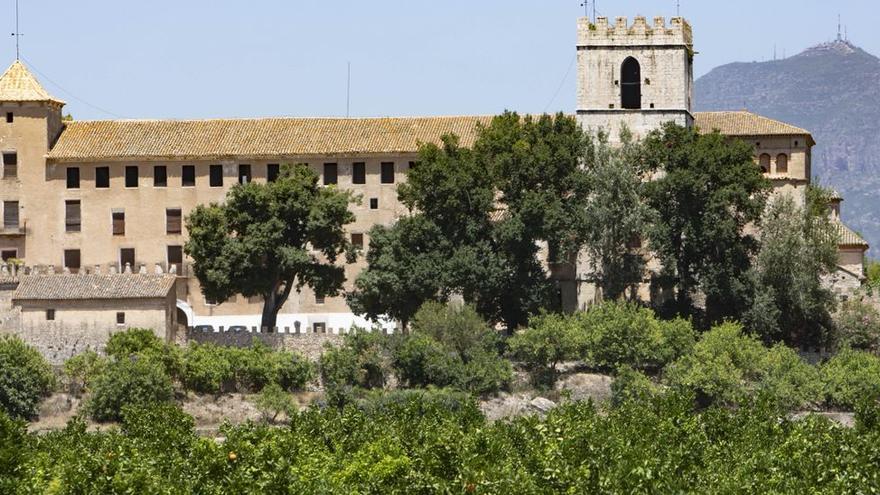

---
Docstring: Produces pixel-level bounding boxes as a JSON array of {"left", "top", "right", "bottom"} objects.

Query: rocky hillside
[{"left": 696, "top": 39, "right": 880, "bottom": 257}]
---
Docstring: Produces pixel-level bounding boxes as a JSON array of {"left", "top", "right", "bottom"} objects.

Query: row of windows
[
  {"left": 759, "top": 153, "right": 789, "bottom": 174},
  {"left": 64, "top": 201, "right": 182, "bottom": 234},
  {"left": 45, "top": 309, "right": 127, "bottom": 325},
  {"left": 63, "top": 162, "right": 406, "bottom": 189},
  {"left": 61, "top": 246, "right": 183, "bottom": 274}
]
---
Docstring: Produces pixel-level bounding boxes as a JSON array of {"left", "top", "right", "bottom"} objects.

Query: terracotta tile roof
[
  {"left": 834, "top": 220, "right": 869, "bottom": 248},
  {"left": 694, "top": 111, "right": 813, "bottom": 141},
  {"left": 47, "top": 116, "right": 493, "bottom": 162},
  {"left": 12, "top": 274, "right": 176, "bottom": 301},
  {"left": 0, "top": 60, "right": 65, "bottom": 105}
]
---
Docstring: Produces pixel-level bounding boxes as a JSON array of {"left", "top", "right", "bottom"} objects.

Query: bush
[
  {"left": 87, "top": 357, "right": 174, "bottom": 422},
  {"left": 105, "top": 328, "right": 182, "bottom": 378},
  {"left": 611, "top": 365, "right": 660, "bottom": 406},
  {"left": 254, "top": 383, "right": 296, "bottom": 422},
  {"left": 320, "top": 330, "right": 390, "bottom": 405},
  {"left": 508, "top": 313, "right": 580, "bottom": 387},
  {"left": 63, "top": 350, "right": 108, "bottom": 396},
  {"left": 120, "top": 403, "right": 196, "bottom": 450},
  {"left": 0, "top": 336, "right": 55, "bottom": 419},
  {"left": 758, "top": 344, "right": 823, "bottom": 410},
  {"left": 180, "top": 342, "right": 314, "bottom": 394},
  {"left": 822, "top": 347, "right": 880, "bottom": 409},
  {"left": 834, "top": 300, "right": 880, "bottom": 352},
  {"left": 180, "top": 343, "right": 234, "bottom": 394},
  {"left": 273, "top": 350, "right": 316, "bottom": 392}
]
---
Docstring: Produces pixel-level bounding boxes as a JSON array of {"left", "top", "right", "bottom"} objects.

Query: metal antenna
[
  {"left": 346, "top": 62, "right": 351, "bottom": 118},
  {"left": 837, "top": 14, "right": 842, "bottom": 41},
  {"left": 10, "top": 0, "right": 21, "bottom": 60},
  {"left": 677, "top": 0, "right": 681, "bottom": 17}
]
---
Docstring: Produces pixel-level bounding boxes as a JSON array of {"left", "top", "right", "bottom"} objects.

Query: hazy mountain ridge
[{"left": 695, "top": 39, "right": 880, "bottom": 257}]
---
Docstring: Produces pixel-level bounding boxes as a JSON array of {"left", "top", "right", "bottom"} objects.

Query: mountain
[{"left": 695, "top": 39, "right": 880, "bottom": 257}]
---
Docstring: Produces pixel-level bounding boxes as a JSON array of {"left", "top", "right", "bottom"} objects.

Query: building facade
[{"left": 0, "top": 15, "right": 868, "bottom": 331}]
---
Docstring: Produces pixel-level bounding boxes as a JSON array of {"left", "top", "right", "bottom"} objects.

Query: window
[
  {"left": 267, "top": 163, "right": 280, "bottom": 183},
  {"left": 65, "top": 200, "right": 81, "bottom": 232},
  {"left": 166, "top": 208, "right": 182, "bottom": 234},
  {"left": 154, "top": 165, "right": 167, "bottom": 187},
  {"left": 182, "top": 165, "right": 195, "bottom": 187},
  {"left": 776, "top": 154, "right": 788, "bottom": 174},
  {"left": 46, "top": 309, "right": 55, "bottom": 321},
  {"left": 63, "top": 249, "right": 81, "bottom": 274},
  {"left": 125, "top": 166, "right": 138, "bottom": 187},
  {"left": 209, "top": 165, "right": 223, "bottom": 187},
  {"left": 1, "top": 250, "right": 16, "bottom": 261},
  {"left": 352, "top": 162, "right": 366, "bottom": 184},
  {"left": 112, "top": 210, "right": 125, "bottom": 236},
  {"left": 238, "top": 164, "right": 251, "bottom": 184},
  {"left": 5, "top": 112, "right": 11, "bottom": 123},
  {"left": 315, "top": 294, "right": 325, "bottom": 305},
  {"left": 167, "top": 245, "right": 183, "bottom": 274},
  {"left": 116, "top": 312, "right": 125, "bottom": 325},
  {"left": 759, "top": 154, "right": 771, "bottom": 173},
  {"left": 313, "top": 322, "right": 326, "bottom": 333},
  {"left": 323, "top": 163, "right": 338, "bottom": 185},
  {"left": 66, "top": 167, "right": 80, "bottom": 189},
  {"left": 369, "top": 198, "right": 378, "bottom": 210},
  {"left": 120, "top": 248, "right": 135, "bottom": 271},
  {"left": 2, "top": 152, "right": 17, "bottom": 178},
  {"left": 3, "top": 201, "right": 18, "bottom": 230},
  {"left": 621, "top": 57, "right": 642, "bottom": 110},
  {"left": 95, "top": 167, "right": 110, "bottom": 188},
  {"left": 380, "top": 162, "right": 395, "bottom": 184},
  {"left": 351, "top": 233, "right": 364, "bottom": 250}
]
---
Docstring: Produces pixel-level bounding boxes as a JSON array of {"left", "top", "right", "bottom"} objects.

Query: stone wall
[
  {"left": 0, "top": 319, "right": 127, "bottom": 364},
  {"left": 185, "top": 329, "right": 343, "bottom": 362}
]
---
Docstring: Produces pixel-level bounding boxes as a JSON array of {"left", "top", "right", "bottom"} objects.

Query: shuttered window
[
  {"left": 182, "top": 165, "right": 195, "bottom": 187},
  {"left": 167, "top": 245, "right": 183, "bottom": 274},
  {"left": 352, "top": 162, "right": 366, "bottom": 184},
  {"left": 95, "top": 167, "right": 110, "bottom": 188},
  {"left": 323, "top": 163, "right": 338, "bottom": 185},
  {"left": 267, "top": 163, "right": 280, "bottom": 183},
  {"left": 3, "top": 201, "right": 18, "bottom": 230},
  {"left": 66, "top": 167, "right": 80, "bottom": 189},
  {"left": 380, "top": 162, "right": 395, "bottom": 184},
  {"left": 112, "top": 210, "right": 125, "bottom": 235},
  {"left": 166, "top": 208, "right": 182, "bottom": 234},
  {"left": 351, "top": 233, "right": 364, "bottom": 250},
  {"left": 154, "top": 165, "right": 168, "bottom": 187},
  {"left": 63, "top": 249, "right": 81, "bottom": 273},
  {"left": 2, "top": 152, "right": 16, "bottom": 179},
  {"left": 209, "top": 165, "right": 223, "bottom": 187},
  {"left": 125, "top": 166, "right": 138, "bottom": 187},
  {"left": 238, "top": 164, "right": 252, "bottom": 184},
  {"left": 65, "top": 200, "right": 81, "bottom": 232},
  {"left": 120, "top": 248, "right": 135, "bottom": 271}
]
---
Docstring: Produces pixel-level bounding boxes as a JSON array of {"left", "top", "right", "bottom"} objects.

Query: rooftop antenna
[
  {"left": 677, "top": 0, "right": 681, "bottom": 17},
  {"left": 346, "top": 62, "right": 351, "bottom": 118},
  {"left": 10, "top": 0, "right": 21, "bottom": 60},
  {"left": 580, "top": 1, "right": 595, "bottom": 22},
  {"left": 837, "top": 14, "right": 842, "bottom": 41}
]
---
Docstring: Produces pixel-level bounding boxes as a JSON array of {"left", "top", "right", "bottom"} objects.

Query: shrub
[
  {"left": 508, "top": 313, "right": 580, "bottom": 387},
  {"left": 87, "top": 357, "right": 174, "bottom": 422},
  {"left": 273, "top": 350, "right": 315, "bottom": 392},
  {"left": 656, "top": 317, "right": 697, "bottom": 364},
  {"left": 254, "top": 383, "right": 296, "bottom": 422},
  {"left": 63, "top": 350, "right": 108, "bottom": 396},
  {"left": 758, "top": 344, "right": 823, "bottom": 410},
  {"left": 120, "top": 403, "right": 196, "bottom": 450},
  {"left": 611, "top": 365, "right": 660, "bottom": 406},
  {"left": 180, "top": 343, "right": 234, "bottom": 394},
  {"left": 321, "top": 330, "right": 390, "bottom": 405},
  {"left": 822, "top": 347, "right": 880, "bottom": 409},
  {"left": 0, "top": 335, "right": 55, "bottom": 419},
  {"left": 105, "top": 328, "right": 182, "bottom": 378},
  {"left": 834, "top": 300, "right": 880, "bottom": 352}
]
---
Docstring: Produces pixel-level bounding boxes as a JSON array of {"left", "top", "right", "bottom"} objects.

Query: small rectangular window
[
  {"left": 95, "top": 167, "right": 110, "bottom": 188},
  {"left": 369, "top": 198, "right": 378, "bottom": 210},
  {"left": 313, "top": 322, "right": 326, "bottom": 333},
  {"left": 351, "top": 233, "right": 364, "bottom": 250},
  {"left": 267, "top": 163, "right": 280, "bottom": 182},
  {"left": 5, "top": 112, "right": 12, "bottom": 123},
  {"left": 2, "top": 152, "right": 17, "bottom": 179},
  {"left": 323, "top": 163, "right": 338, "bottom": 185},
  {"left": 125, "top": 166, "right": 138, "bottom": 188},
  {"left": 112, "top": 210, "right": 125, "bottom": 236},
  {"left": 120, "top": 248, "right": 135, "bottom": 271},
  {"left": 46, "top": 309, "right": 55, "bottom": 321},
  {"left": 166, "top": 208, "right": 182, "bottom": 234},
  {"left": 315, "top": 295, "right": 325, "bottom": 305},
  {"left": 167, "top": 245, "right": 183, "bottom": 274},
  {"left": 63, "top": 249, "right": 81, "bottom": 273},
  {"left": 116, "top": 312, "right": 125, "bottom": 325},
  {"left": 3, "top": 201, "right": 18, "bottom": 230},
  {"left": 209, "top": 165, "right": 223, "bottom": 187},
  {"left": 66, "top": 167, "right": 80, "bottom": 189},
  {"left": 1, "top": 250, "right": 16, "bottom": 261},
  {"left": 381, "top": 162, "right": 395, "bottom": 184},
  {"left": 182, "top": 165, "right": 195, "bottom": 187},
  {"left": 65, "top": 200, "right": 81, "bottom": 232},
  {"left": 352, "top": 162, "right": 366, "bottom": 184},
  {"left": 238, "top": 164, "right": 251, "bottom": 184},
  {"left": 154, "top": 165, "right": 167, "bottom": 187}
]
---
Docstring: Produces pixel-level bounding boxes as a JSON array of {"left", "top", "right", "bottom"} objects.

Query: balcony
[{"left": 0, "top": 226, "right": 25, "bottom": 237}]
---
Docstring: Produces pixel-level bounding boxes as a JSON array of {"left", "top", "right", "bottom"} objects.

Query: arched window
[
  {"left": 776, "top": 154, "right": 788, "bottom": 174},
  {"left": 621, "top": 57, "right": 641, "bottom": 110},
  {"left": 759, "top": 154, "right": 771, "bottom": 173}
]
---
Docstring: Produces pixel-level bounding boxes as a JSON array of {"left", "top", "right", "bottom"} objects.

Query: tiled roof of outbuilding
[
  {"left": 694, "top": 111, "right": 813, "bottom": 142},
  {"left": 12, "top": 274, "right": 177, "bottom": 301},
  {"left": 0, "top": 60, "right": 65, "bottom": 105},
  {"left": 835, "top": 220, "right": 869, "bottom": 248}
]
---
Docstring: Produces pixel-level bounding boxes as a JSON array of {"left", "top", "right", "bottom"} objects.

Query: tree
[
  {"left": 576, "top": 129, "right": 652, "bottom": 300},
  {"left": 0, "top": 336, "right": 54, "bottom": 420},
  {"left": 508, "top": 312, "right": 580, "bottom": 387},
  {"left": 643, "top": 124, "right": 770, "bottom": 325},
  {"left": 186, "top": 164, "right": 357, "bottom": 329},
  {"left": 746, "top": 187, "right": 839, "bottom": 346}
]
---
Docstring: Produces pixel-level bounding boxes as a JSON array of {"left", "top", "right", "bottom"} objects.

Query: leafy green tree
[
  {"left": 508, "top": 313, "right": 581, "bottom": 387},
  {"left": 576, "top": 129, "right": 652, "bottom": 300},
  {"left": 643, "top": 124, "right": 771, "bottom": 325},
  {"left": 186, "top": 164, "right": 357, "bottom": 329},
  {"left": 63, "top": 350, "right": 108, "bottom": 396},
  {"left": 87, "top": 357, "right": 173, "bottom": 422},
  {"left": 320, "top": 330, "right": 390, "bottom": 406},
  {"left": 822, "top": 347, "right": 880, "bottom": 409},
  {"left": 254, "top": 383, "right": 296, "bottom": 423},
  {"left": 0, "top": 336, "right": 54, "bottom": 420},
  {"left": 611, "top": 365, "right": 660, "bottom": 406},
  {"left": 746, "top": 187, "right": 839, "bottom": 346},
  {"left": 835, "top": 299, "right": 880, "bottom": 352},
  {"left": 866, "top": 259, "right": 880, "bottom": 288}
]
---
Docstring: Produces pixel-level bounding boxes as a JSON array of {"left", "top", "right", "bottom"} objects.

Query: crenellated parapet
[{"left": 577, "top": 16, "right": 693, "bottom": 48}]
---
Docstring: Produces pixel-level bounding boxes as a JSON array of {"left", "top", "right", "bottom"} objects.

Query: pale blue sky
[{"left": 5, "top": 0, "right": 876, "bottom": 120}]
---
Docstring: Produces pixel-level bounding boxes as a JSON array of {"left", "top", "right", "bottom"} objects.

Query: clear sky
[{"left": 5, "top": 0, "right": 877, "bottom": 120}]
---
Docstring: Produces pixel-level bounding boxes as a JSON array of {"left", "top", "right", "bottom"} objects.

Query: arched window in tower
[
  {"left": 621, "top": 57, "right": 642, "bottom": 110},
  {"left": 759, "top": 154, "right": 771, "bottom": 173},
  {"left": 776, "top": 154, "right": 788, "bottom": 174}
]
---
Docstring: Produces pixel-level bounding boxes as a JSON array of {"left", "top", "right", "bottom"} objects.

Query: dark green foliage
[
  {"left": 0, "top": 410, "right": 28, "bottom": 493},
  {"left": 87, "top": 357, "right": 174, "bottom": 422},
  {"left": 835, "top": 299, "right": 880, "bottom": 352},
  {"left": 180, "top": 342, "right": 235, "bottom": 393},
  {"left": 0, "top": 335, "right": 55, "bottom": 420},
  {"left": 180, "top": 341, "right": 314, "bottom": 394},
  {"left": 644, "top": 123, "right": 771, "bottom": 325},
  {"left": 822, "top": 348, "right": 880, "bottom": 409},
  {"left": 186, "top": 163, "right": 357, "bottom": 328},
  {"left": 254, "top": 383, "right": 296, "bottom": 422},
  {"left": 320, "top": 330, "right": 391, "bottom": 406},
  {"left": 508, "top": 312, "right": 580, "bottom": 387},
  {"left": 390, "top": 303, "right": 511, "bottom": 395},
  {"left": 105, "top": 328, "right": 183, "bottom": 378}
]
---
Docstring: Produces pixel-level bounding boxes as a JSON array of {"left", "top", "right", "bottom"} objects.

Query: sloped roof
[
  {"left": 694, "top": 111, "right": 813, "bottom": 142},
  {"left": 0, "top": 60, "right": 64, "bottom": 105},
  {"left": 12, "top": 274, "right": 176, "bottom": 301},
  {"left": 47, "top": 116, "right": 492, "bottom": 161},
  {"left": 834, "top": 219, "right": 869, "bottom": 248}
]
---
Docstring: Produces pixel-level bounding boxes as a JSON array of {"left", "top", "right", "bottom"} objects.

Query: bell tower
[{"left": 576, "top": 16, "right": 694, "bottom": 142}]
